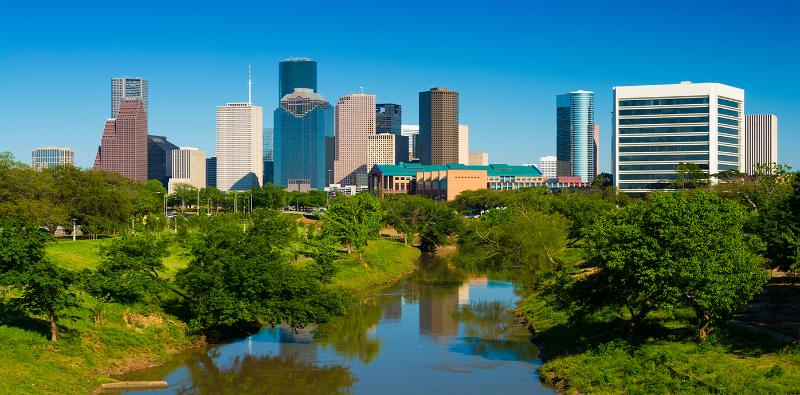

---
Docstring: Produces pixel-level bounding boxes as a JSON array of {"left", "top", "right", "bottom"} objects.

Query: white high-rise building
[
  {"left": 538, "top": 155, "right": 557, "bottom": 179},
  {"left": 334, "top": 93, "right": 376, "bottom": 186},
  {"left": 368, "top": 133, "right": 397, "bottom": 171},
  {"left": 401, "top": 124, "right": 419, "bottom": 162},
  {"left": 613, "top": 81, "right": 744, "bottom": 194},
  {"left": 458, "top": 124, "right": 469, "bottom": 165},
  {"left": 468, "top": 152, "right": 489, "bottom": 166},
  {"left": 31, "top": 147, "right": 74, "bottom": 170},
  {"left": 216, "top": 102, "right": 263, "bottom": 191},
  {"left": 168, "top": 147, "right": 206, "bottom": 193},
  {"left": 744, "top": 114, "right": 778, "bottom": 175},
  {"left": 112, "top": 77, "right": 148, "bottom": 118}
]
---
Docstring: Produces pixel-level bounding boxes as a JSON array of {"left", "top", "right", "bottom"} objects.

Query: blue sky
[{"left": 1, "top": 0, "right": 798, "bottom": 171}]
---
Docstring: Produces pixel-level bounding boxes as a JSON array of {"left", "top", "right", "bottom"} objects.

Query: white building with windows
[
  {"left": 401, "top": 124, "right": 419, "bottom": 162},
  {"left": 744, "top": 114, "right": 778, "bottom": 175},
  {"left": 368, "top": 133, "right": 397, "bottom": 171},
  {"left": 112, "top": 77, "right": 148, "bottom": 118},
  {"left": 613, "top": 82, "right": 744, "bottom": 194},
  {"left": 458, "top": 124, "right": 469, "bottom": 165},
  {"left": 168, "top": 147, "right": 206, "bottom": 193},
  {"left": 31, "top": 147, "right": 74, "bottom": 170},
  {"left": 216, "top": 102, "right": 263, "bottom": 191},
  {"left": 538, "top": 155, "right": 557, "bottom": 179}
]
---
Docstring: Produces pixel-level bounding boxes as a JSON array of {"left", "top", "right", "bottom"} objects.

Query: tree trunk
[
  {"left": 49, "top": 312, "right": 59, "bottom": 342},
  {"left": 695, "top": 306, "right": 711, "bottom": 342}
]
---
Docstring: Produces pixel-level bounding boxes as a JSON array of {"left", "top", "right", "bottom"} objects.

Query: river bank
[{"left": 0, "top": 238, "right": 421, "bottom": 394}]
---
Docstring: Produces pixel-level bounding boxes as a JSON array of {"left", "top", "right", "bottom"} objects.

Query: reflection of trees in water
[
  {"left": 451, "top": 301, "right": 539, "bottom": 362},
  {"left": 174, "top": 349, "right": 356, "bottom": 395},
  {"left": 314, "top": 298, "right": 382, "bottom": 364}
]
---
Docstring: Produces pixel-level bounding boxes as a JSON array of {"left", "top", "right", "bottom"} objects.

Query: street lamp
[{"left": 70, "top": 217, "right": 77, "bottom": 242}]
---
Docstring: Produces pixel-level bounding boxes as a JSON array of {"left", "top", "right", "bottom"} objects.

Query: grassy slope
[
  {"left": 46, "top": 238, "right": 190, "bottom": 278},
  {"left": 331, "top": 238, "right": 421, "bottom": 293},
  {"left": 516, "top": 290, "right": 800, "bottom": 394}
]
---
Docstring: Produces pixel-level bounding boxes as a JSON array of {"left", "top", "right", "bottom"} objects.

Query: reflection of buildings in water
[
  {"left": 278, "top": 326, "right": 318, "bottom": 363},
  {"left": 458, "top": 277, "right": 488, "bottom": 305},
  {"left": 382, "top": 294, "right": 403, "bottom": 321},
  {"left": 468, "top": 276, "right": 488, "bottom": 286},
  {"left": 458, "top": 283, "right": 469, "bottom": 306},
  {"left": 419, "top": 286, "right": 459, "bottom": 340}
]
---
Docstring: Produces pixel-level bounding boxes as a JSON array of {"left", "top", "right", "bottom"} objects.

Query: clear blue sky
[{"left": 1, "top": 0, "right": 798, "bottom": 171}]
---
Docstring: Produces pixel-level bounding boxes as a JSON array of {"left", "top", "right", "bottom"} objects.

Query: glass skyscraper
[
  {"left": 147, "top": 135, "right": 179, "bottom": 187},
  {"left": 556, "top": 90, "right": 595, "bottom": 183},
  {"left": 279, "top": 58, "right": 317, "bottom": 100}
]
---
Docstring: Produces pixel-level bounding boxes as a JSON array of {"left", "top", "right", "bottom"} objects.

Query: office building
[
  {"left": 206, "top": 157, "right": 217, "bottom": 188},
  {"left": 216, "top": 100, "right": 263, "bottom": 191},
  {"left": 274, "top": 88, "right": 333, "bottom": 189},
  {"left": 538, "top": 155, "right": 557, "bottom": 179},
  {"left": 557, "top": 90, "right": 595, "bottom": 183},
  {"left": 744, "top": 114, "right": 778, "bottom": 175},
  {"left": 94, "top": 98, "right": 148, "bottom": 182},
  {"left": 468, "top": 152, "right": 489, "bottom": 166},
  {"left": 279, "top": 58, "right": 317, "bottom": 100},
  {"left": 376, "top": 103, "right": 402, "bottom": 135},
  {"left": 401, "top": 124, "right": 420, "bottom": 161},
  {"left": 168, "top": 147, "right": 206, "bottom": 193},
  {"left": 112, "top": 77, "right": 148, "bottom": 118},
  {"left": 419, "top": 87, "right": 459, "bottom": 165},
  {"left": 458, "top": 124, "right": 469, "bottom": 165},
  {"left": 593, "top": 124, "right": 600, "bottom": 178},
  {"left": 368, "top": 133, "right": 397, "bottom": 171},
  {"left": 263, "top": 127, "right": 274, "bottom": 184},
  {"left": 147, "top": 135, "right": 178, "bottom": 187},
  {"left": 613, "top": 81, "right": 744, "bottom": 194},
  {"left": 31, "top": 147, "right": 74, "bottom": 170},
  {"left": 334, "top": 93, "right": 376, "bottom": 186}
]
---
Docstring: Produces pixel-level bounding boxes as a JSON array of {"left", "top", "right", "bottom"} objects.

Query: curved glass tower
[
  {"left": 556, "top": 90, "right": 595, "bottom": 182},
  {"left": 279, "top": 58, "right": 317, "bottom": 100}
]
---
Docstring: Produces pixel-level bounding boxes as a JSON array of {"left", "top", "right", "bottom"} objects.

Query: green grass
[
  {"left": 331, "top": 239, "right": 421, "bottom": 293},
  {"left": 516, "top": 290, "right": 800, "bottom": 394}
]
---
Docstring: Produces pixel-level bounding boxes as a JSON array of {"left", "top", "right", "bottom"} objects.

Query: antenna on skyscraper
[
  {"left": 359, "top": 86, "right": 364, "bottom": 94},
  {"left": 248, "top": 64, "right": 252, "bottom": 104}
]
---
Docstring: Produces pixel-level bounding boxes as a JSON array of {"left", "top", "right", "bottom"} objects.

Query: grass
[
  {"left": 516, "top": 289, "right": 800, "bottom": 394},
  {"left": 331, "top": 238, "right": 421, "bottom": 293}
]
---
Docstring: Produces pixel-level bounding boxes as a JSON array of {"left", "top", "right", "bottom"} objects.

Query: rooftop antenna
[
  {"left": 359, "top": 86, "right": 364, "bottom": 94},
  {"left": 248, "top": 65, "right": 252, "bottom": 104}
]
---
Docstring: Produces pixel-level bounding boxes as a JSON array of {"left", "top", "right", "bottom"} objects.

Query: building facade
[
  {"left": 147, "top": 135, "right": 178, "bottom": 187},
  {"left": 556, "top": 90, "right": 595, "bottom": 183},
  {"left": 376, "top": 103, "right": 402, "bottom": 135},
  {"left": 368, "top": 133, "right": 397, "bottom": 171},
  {"left": 279, "top": 58, "right": 317, "bottom": 100},
  {"left": 168, "top": 147, "right": 206, "bottom": 193},
  {"left": 468, "top": 152, "right": 489, "bottom": 166},
  {"left": 94, "top": 98, "right": 148, "bottom": 182},
  {"left": 334, "top": 93, "right": 376, "bottom": 186},
  {"left": 458, "top": 124, "right": 469, "bottom": 165},
  {"left": 112, "top": 77, "right": 148, "bottom": 118},
  {"left": 263, "top": 127, "right": 274, "bottom": 183},
  {"left": 31, "top": 147, "right": 74, "bottom": 170},
  {"left": 401, "top": 124, "right": 420, "bottom": 162},
  {"left": 274, "top": 88, "right": 333, "bottom": 189},
  {"left": 538, "top": 155, "right": 557, "bottom": 179},
  {"left": 419, "top": 87, "right": 459, "bottom": 165},
  {"left": 206, "top": 157, "right": 217, "bottom": 188},
  {"left": 613, "top": 81, "right": 744, "bottom": 194},
  {"left": 744, "top": 114, "right": 778, "bottom": 175},
  {"left": 216, "top": 102, "right": 263, "bottom": 191}
]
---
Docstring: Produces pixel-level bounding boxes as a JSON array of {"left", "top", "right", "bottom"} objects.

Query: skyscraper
[
  {"left": 538, "top": 155, "right": 557, "bottom": 179},
  {"left": 94, "top": 98, "right": 148, "bottom": 182},
  {"left": 556, "top": 90, "right": 595, "bottom": 183},
  {"left": 419, "top": 87, "right": 459, "bottom": 165},
  {"left": 593, "top": 123, "right": 600, "bottom": 178},
  {"left": 147, "top": 135, "right": 178, "bottom": 187},
  {"left": 368, "top": 133, "right": 397, "bottom": 171},
  {"left": 401, "top": 124, "right": 420, "bottom": 162},
  {"left": 613, "top": 81, "right": 744, "bottom": 194},
  {"left": 744, "top": 114, "right": 778, "bottom": 175},
  {"left": 112, "top": 77, "right": 148, "bottom": 118},
  {"left": 263, "top": 127, "right": 274, "bottom": 184},
  {"left": 168, "top": 147, "right": 206, "bottom": 193},
  {"left": 216, "top": 101, "right": 263, "bottom": 191},
  {"left": 458, "top": 124, "right": 469, "bottom": 165},
  {"left": 31, "top": 147, "right": 74, "bottom": 170},
  {"left": 274, "top": 88, "right": 334, "bottom": 189},
  {"left": 206, "top": 157, "right": 217, "bottom": 188},
  {"left": 279, "top": 58, "right": 317, "bottom": 100},
  {"left": 334, "top": 93, "right": 376, "bottom": 186},
  {"left": 468, "top": 152, "right": 489, "bottom": 166},
  {"left": 376, "top": 103, "right": 402, "bottom": 135}
]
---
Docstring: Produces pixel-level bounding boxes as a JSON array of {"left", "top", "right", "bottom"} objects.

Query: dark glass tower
[
  {"left": 279, "top": 58, "right": 317, "bottom": 100},
  {"left": 556, "top": 91, "right": 595, "bottom": 182},
  {"left": 376, "top": 103, "right": 402, "bottom": 135},
  {"left": 146, "top": 135, "right": 178, "bottom": 187}
]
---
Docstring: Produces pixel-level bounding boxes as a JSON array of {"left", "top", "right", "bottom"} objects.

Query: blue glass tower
[
  {"left": 279, "top": 58, "right": 317, "bottom": 100},
  {"left": 556, "top": 91, "right": 595, "bottom": 182},
  {"left": 274, "top": 88, "right": 333, "bottom": 189}
]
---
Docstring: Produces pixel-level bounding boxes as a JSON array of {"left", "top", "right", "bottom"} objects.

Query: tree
[
  {"left": 85, "top": 234, "right": 169, "bottom": 303},
  {"left": 322, "top": 193, "right": 382, "bottom": 255},
  {"left": 172, "top": 183, "right": 198, "bottom": 213},
  {"left": 252, "top": 183, "right": 288, "bottom": 210},
  {"left": 672, "top": 162, "right": 709, "bottom": 190},
  {"left": 382, "top": 194, "right": 462, "bottom": 251},
  {"left": 592, "top": 172, "right": 613, "bottom": 189}
]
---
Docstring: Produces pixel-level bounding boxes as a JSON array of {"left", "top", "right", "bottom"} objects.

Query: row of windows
[
  {"left": 619, "top": 173, "right": 679, "bottom": 180},
  {"left": 619, "top": 97, "right": 708, "bottom": 107},
  {"left": 719, "top": 135, "right": 739, "bottom": 145},
  {"left": 718, "top": 98, "right": 740, "bottom": 109},
  {"left": 619, "top": 116, "right": 708, "bottom": 125},
  {"left": 618, "top": 126, "right": 708, "bottom": 135},
  {"left": 718, "top": 163, "right": 740, "bottom": 171},
  {"left": 719, "top": 126, "right": 739, "bottom": 136},
  {"left": 619, "top": 163, "right": 708, "bottom": 171},
  {"left": 619, "top": 135, "right": 708, "bottom": 144},
  {"left": 619, "top": 154, "right": 708, "bottom": 162},
  {"left": 619, "top": 144, "right": 708, "bottom": 153},
  {"left": 618, "top": 107, "right": 708, "bottom": 116},
  {"left": 719, "top": 154, "right": 739, "bottom": 162},
  {"left": 719, "top": 145, "right": 739, "bottom": 153},
  {"left": 718, "top": 107, "right": 739, "bottom": 117},
  {"left": 718, "top": 117, "right": 739, "bottom": 126},
  {"left": 619, "top": 182, "right": 672, "bottom": 190}
]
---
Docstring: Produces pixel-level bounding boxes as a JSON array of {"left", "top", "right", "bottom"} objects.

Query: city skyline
[{"left": 1, "top": 0, "right": 798, "bottom": 171}]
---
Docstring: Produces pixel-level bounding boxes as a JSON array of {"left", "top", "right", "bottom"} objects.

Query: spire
[{"left": 248, "top": 64, "right": 252, "bottom": 104}]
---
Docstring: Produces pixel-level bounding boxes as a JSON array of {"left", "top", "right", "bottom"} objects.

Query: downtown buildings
[
  {"left": 168, "top": 147, "right": 206, "bottom": 193},
  {"left": 112, "top": 78, "right": 148, "bottom": 118},
  {"left": 556, "top": 90, "right": 596, "bottom": 183},
  {"left": 147, "top": 135, "right": 178, "bottom": 187},
  {"left": 216, "top": 101, "right": 263, "bottom": 191},
  {"left": 31, "top": 147, "right": 74, "bottom": 170},
  {"left": 744, "top": 114, "right": 778, "bottom": 175},
  {"left": 333, "top": 93, "right": 376, "bottom": 186},
  {"left": 538, "top": 155, "right": 557, "bottom": 179},
  {"left": 419, "top": 87, "right": 459, "bottom": 165},
  {"left": 94, "top": 98, "right": 148, "bottom": 182},
  {"left": 612, "top": 81, "right": 744, "bottom": 194}
]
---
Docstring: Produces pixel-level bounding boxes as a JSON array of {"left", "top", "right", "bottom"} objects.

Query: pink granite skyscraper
[
  {"left": 333, "top": 93, "right": 376, "bottom": 186},
  {"left": 94, "top": 98, "right": 148, "bottom": 182}
]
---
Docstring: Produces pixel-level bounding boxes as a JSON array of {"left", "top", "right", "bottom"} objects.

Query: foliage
[
  {"left": 449, "top": 188, "right": 513, "bottom": 215},
  {"left": 382, "top": 194, "right": 462, "bottom": 251},
  {"left": 671, "top": 162, "right": 710, "bottom": 190},
  {"left": 251, "top": 183, "right": 289, "bottom": 210},
  {"left": 592, "top": 172, "right": 613, "bottom": 189},
  {"left": 322, "top": 193, "right": 383, "bottom": 254}
]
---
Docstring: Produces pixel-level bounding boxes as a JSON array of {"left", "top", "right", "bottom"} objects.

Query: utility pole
[{"left": 71, "top": 218, "right": 77, "bottom": 242}]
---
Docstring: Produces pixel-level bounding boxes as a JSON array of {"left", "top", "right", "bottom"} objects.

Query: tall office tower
[
  {"left": 94, "top": 98, "right": 148, "bottom": 182},
  {"left": 279, "top": 58, "right": 317, "bottom": 99},
  {"left": 368, "top": 133, "right": 397, "bottom": 171},
  {"left": 744, "top": 114, "right": 778, "bottom": 175},
  {"left": 593, "top": 123, "right": 600, "bottom": 177},
  {"left": 168, "top": 147, "right": 206, "bottom": 193},
  {"left": 263, "top": 127, "right": 274, "bottom": 184},
  {"left": 556, "top": 90, "right": 595, "bottom": 183},
  {"left": 468, "top": 152, "right": 489, "bottom": 166},
  {"left": 31, "top": 147, "right": 74, "bottom": 170},
  {"left": 613, "top": 81, "right": 744, "bottom": 194},
  {"left": 206, "top": 157, "right": 217, "bottom": 188},
  {"left": 376, "top": 103, "right": 402, "bottom": 134},
  {"left": 334, "top": 93, "right": 376, "bottom": 186},
  {"left": 419, "top": 87, "right": 459, "bottom": 165},
  {"left": 147, "top": 135, "right": 179, "bottom": 187},
  {"left": 216, "top": 101, "right": 263, "bottom": 191},
  {"left": 274, "top": 88, "right": 333, "bottom": 189},
  {"left": 401, "top": 124, "right": 420, "bottom": 161},
  {"left": 112, "top": 78, "right": 148, "bottom": 118},
  {"left": 458, "top": 124, "right": 469, "bottom": 165},
  {"left": 538, "top": 155, "right": 557, "bottom": 179}
]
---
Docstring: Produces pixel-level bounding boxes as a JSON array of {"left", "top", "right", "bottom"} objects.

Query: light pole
[{"left": 71, "top": 218, "right": 77, "bottom": 241}]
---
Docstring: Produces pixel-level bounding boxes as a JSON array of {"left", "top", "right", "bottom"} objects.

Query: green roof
[{"left": 371, "top": 162, "right": 542, "bottom": 177}]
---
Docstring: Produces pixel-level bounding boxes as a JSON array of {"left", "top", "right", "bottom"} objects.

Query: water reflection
[{"left": 120, "top": 253, "right": 549, "bottom": 395}]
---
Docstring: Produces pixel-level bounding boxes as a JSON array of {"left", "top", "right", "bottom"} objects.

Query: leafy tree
[
  {"left": 322, "top": 193, "right": 383, "bottom": 254},
  {"left": 449, "top": 189, "right": 512, "bottom": 215},
  {"left": 252, "top": 183, "right": 288, "bottom": 210},
  {"left": 85, "top": 234, "right": 169, "bottom": 303},
  {"left": 383, "top": 194, "right": 462, "bottom": 251},
  {"left": 306, "top": 232, "right": 339, "bottom": 282},
  {"left": 592, "top": 172, "right": 614, "bottom": 189},
  {"left": 172, "top": 183, "right": 198, "bottom": 212},
  {"left": 672, "top": 162, "right": 709, "bottom": 190}
]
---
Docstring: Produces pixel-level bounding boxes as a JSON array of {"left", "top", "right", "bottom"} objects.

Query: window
[
  {"left": 619, "top": 144, "right": 708, "bottom": 153},
  {"left": 718, "top": 98, "right": 740, "bottom": 108},
  {"left": 619, "top": 135, "right": 708, "bottom": 144},
  {"left": 619, "top": 116, "right": 709, "bottom": 125},
  {"left": 718, "top": 107, "right": 739, "bottom": 117},
  {"left": 619, "top": 97, "right": 708, "bottom": 107},
  {"left": 619, "top": 173, "right": 679, "bottom": 180},
  {"left": 718, "top": 135, "right": 738, "bottom": 145},
  {"left": 618, "top": 126, "right": 709, "bottom": 135},
  {"left": 619, "top": 182, "right": 673, "bottom": 189},
  {"left": 718, "top": 117, "right": 739, "bottom": 126},
  {"left": 718, "top": 154, "right": 738, "bottom": 162},
  {"left": 619, "top": 163, "right": 708, "bottom": 171},
  {"left": 719, "top": 145, "right": 738, "bottom": 153},
  {"left": 619, "top": 107, "right": 708, "bottom": 116},
  {"left": 619, "top": 154, "right": 708, "bottom": 162},
  {"left": 718, "top": 163, "right": 739, "bottom": 171}
]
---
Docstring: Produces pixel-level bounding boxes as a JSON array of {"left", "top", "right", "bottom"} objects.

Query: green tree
[
  {"left": 322, "top": 193, "right": 383, "bottom": 255},
  {"left": 592, "top": 172, "right": 614, "bottom": 189},
  {"left": 672, "top": 162, "right": 709, "bottom": 190},
  {"left": 382, "top": 194, "right": 462, "bottom": 251},
  {"left": 172, "top": 183, "right": 198, "bottom": 213},
  {"left": 252, "top": 183, "right": 288, "bottom": 210},
  {"left": 85, "top": 234, "right": 169, "bottom": 303}
]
